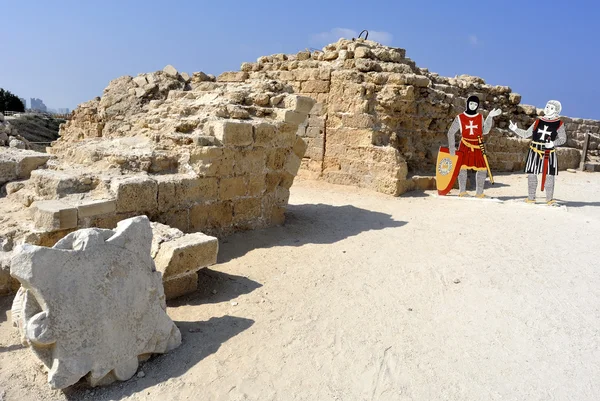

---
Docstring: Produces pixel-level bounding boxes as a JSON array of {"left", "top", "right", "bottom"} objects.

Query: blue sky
[{"left": 1, "top": 0, "right": 599, "bottom": 119}]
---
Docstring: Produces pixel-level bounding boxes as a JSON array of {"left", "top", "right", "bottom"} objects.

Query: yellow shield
[{"left": 436, "top": 147, "right": 462, "bottom": 195}]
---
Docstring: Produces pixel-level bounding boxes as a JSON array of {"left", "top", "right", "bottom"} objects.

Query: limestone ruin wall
[{"left": 232, "top": 38, "right": 599, "bottom": 195}]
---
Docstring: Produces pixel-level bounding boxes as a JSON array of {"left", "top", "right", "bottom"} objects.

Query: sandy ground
[{"left": 1, "top": 171, "right": 600, "bottom": 401}]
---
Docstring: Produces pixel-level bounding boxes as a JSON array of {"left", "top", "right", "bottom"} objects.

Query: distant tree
[{"left": 0, "top": 88, "right": 25, "bottom": 113}]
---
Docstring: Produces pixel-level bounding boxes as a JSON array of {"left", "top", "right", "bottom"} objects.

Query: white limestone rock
[{"left": 10, "top": 215, "right": 181, "bottom": 389}]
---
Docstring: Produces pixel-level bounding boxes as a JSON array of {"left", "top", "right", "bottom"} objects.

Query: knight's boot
[
  {"left": 475, "top": 170, "right": 487, "bottom": 198},
  {"left": 458, "top": 169, "right": 469, "bottom": 197},
  {"left": 545, "top": 175, "right": 557, "bottom": 205},
  {"left": 526, "top": 174, "right": 537, "bottom": 203}
]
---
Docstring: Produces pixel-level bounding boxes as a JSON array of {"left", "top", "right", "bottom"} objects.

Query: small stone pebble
[
  {"left": 137, "top": 371, "right": 145, "bottom": 378},
  {"left": 212, "top": 289, "right": 217, "bottom": 294},
  {"left": 408, "top": 308, "right": 413, "bottom": 311},
  {"left": 231, "top": 301, "right": 238, "bottom": 306},
  {"left": 453, "top": 278, "right": 461, "bottom": 284}
]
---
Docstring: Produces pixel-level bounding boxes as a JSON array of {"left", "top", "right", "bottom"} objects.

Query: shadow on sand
[
  {"left": 168, "top": 269, "right": 263, "bottom": 307},
  {"left": 218, "top": 203, "right": 407, "bottom": 264},
  {"left": 0, "top": 293, "right": 12, "bottom": 324},
  {"left": 63, "top": 315, "right": 254, "bottom": 401}
]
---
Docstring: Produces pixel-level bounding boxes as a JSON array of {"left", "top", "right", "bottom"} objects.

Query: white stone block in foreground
[{"left": 10, "top": 215, "right": 181, "bottom": 389}]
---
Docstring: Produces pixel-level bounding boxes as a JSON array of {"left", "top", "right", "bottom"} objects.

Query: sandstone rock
[
  {"left": 9, "top": 139, "right": 27, "bottom": 149},
  {"left": 323, "top": 51, "right": 339, "bottom": 61},
  {"left": 509, "top": 93, "right": 522, "bottom": 105},
  {"left": 133, "top": 76, "right": 148, "bottom": 87},
  {"left": 163, "top": 65, "right": 179, "bottom": 77},
  {"left": 217, "top": 72, "right": 249, "bottom": 82},
  {"left": 30, "top": 200, "right": 78, "bottom": 232},
  {"left": 354, "top": 46, "right": 372, "bottom": 59},
  {"left": 10, "top": 216, "right": 181, "bottom": 389},
  {"left": 297, "top": 51, "right": 311, "bottom": 61},
  {"left": 154, "top": 232, "right": 218, "bottom": 278}
]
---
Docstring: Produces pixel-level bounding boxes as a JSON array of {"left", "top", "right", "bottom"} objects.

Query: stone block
[
  {"left": 283, "top": 96, "right": 316, "bottom": 114},
  {"left": 280, "top": 172, "right": 295, "bottom": 189},
  {"left": 16, "top": 154, "right": 52, "bottom": 179},
  {"left": 265, "top": 172, "right": 283, "bottom": 192},
  {"left": 274, "top": 110, "right": 308, "bottom": 125},
  {"left": 110, "top": 176, "right": 158, "bottom": 214},
  {"left": 293, "top": 137, "right": 308, "bottom": 158},
  {"left": 31, "top": 200, "right": 78, "bottom": 232},
  {"left": 76, "top": 199, "right": 117, "bottom": 218},
  {"left": 216, "top": 71, "right": 249, "bottom": 82},
  {"left": 273, "top": 123, "right": 299, "bottom": 148},
  {"left": 210, "top": 120, "right": 253, "bottom": 146},
  {"left": 300, "top": 80, "right": 330, "bottom": 93},
  {"left": 190, "top": 201, "right": 233, "bottom": 231},
  {"left": 219, "top": 176, "right": 247, "bottom": 200},
  {"left": 326, "top": 128, "right": 374, "bottom": 147},
  {"left": 253, "top": 122, "right": 277, "bottom": 147},
  {"left": 411, "top": 176, "right": 436, "bottom": 190},
  {"left": 305, "top": 126, "right": 323, "bottom": 138},
  {"left": 233, "top": 149, "right": 266, "bottom": 175},
  {"left": 153, "top": 209, "right": 190, "bottom": 233},
  {"left": 233, "top": 198, "right": 262, "bottom": 224},
  {"left": 30, "top": 169, "right": 90, "bottom": 198},
  {"left": 9, "top": 216, "right": 181, "bottom": 388},
  {"left": 308, "top": 116, "right": 326, "bottom": 128},
  {"left": 156, "top": 175, "right": 218, "bottom": 212},
  {"left": 354, "top": 46, "right": 372, "bottom": 59},
  {"left": 284, "top": 153, "right": 302, "bottom": 176},
  {"left": 341, "top": 113, "right": 376, "bottom": 129},
  {"left": 266, "top": 149, "right": 289, "bottom": 170},
  {"left": 154, "top": 232, "right": 218, "bottom": 278},
  {"left": 163, "top": 64, "right": 179, "bottom": 77},
  {"left": 163, "top": 272, "right": 198, "bottom": 300},
  {"left": 274, "top": 187, "right": 290, "bottom": 206},
  {"left": 247, "top": 174, "right": 266, "bottom": 196},
  {"left": 0, "top": 158, "right": 17, "bottom": 185}
]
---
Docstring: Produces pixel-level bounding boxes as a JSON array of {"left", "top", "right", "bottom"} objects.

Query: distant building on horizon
[
  {"left": 30, "top": 98, "right": 47, "bottom": 112},
  {"left": 58, "top": 108, "right": 70, "bottom": 114},
  {"left": 19, "top": 97, "right": 27, "bottom": 109}
]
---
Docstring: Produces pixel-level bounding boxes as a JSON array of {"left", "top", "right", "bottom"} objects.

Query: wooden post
[{"left": 579, "top": 132, "right": 590, "bottom": 171}]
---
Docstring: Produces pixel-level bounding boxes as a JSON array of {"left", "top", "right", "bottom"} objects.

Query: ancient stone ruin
[
  {"left": 0, "top": 65, "right": 314, "bottom": 295},
  {"left": 10, "top": 216, "right": 181, "bottom": 389},
  {"left": 231, "top": 38, "right": 599, "bottom": 194}
]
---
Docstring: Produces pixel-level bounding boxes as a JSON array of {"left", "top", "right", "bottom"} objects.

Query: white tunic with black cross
[{"left": 514, "top": 117, "right": 567, "bottom": 175}]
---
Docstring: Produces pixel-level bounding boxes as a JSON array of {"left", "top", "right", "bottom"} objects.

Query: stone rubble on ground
[{"left": 9, "top": 216, "right": 181, "bottom": 389}]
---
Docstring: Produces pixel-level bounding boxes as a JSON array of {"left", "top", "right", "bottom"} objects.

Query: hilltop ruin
[
  {"left": 1, "top": 38, "right": 599, "bottom": 296},
  {"left": 230, "top": 38, "right": 598, "bottom": 195}
]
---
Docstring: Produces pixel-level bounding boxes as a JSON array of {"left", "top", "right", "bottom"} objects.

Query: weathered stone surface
[
  {"left": 209, "top": 120, "right": 253, "bottom": 146},
  {"left": 31, "top": 200, "right": 78, "bottom": 232},
  {"left": 163, "top": 272, "right": 198, "bottom": 300},
  {"left": 163, "top": 65, "right": 179, "bottom": 77},
  {"left": 217, "top": 71, "right": 249, "bottom": 82},
  {"left": 0, "top": 148, "right": 52, "bottom": 185},
  {"left": 153, "top": 232, "right": 218, "bottom": 278},
  {"left": 110, "top": 176, "right": 158, "bottom": 214},
  {"left": 10, "top": 216, "right": 181, "bottom": 389},
  {"left": 76, "top": 199, "right": 116, "bottom": 218}
]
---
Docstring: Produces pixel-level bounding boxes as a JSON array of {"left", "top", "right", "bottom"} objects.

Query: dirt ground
[{"left": 1, "top": 171, "right": 599, "bottom": 401}]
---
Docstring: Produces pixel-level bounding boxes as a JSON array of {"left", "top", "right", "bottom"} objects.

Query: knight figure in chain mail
[
  {"left": 508, "top": 100, "right": 567, "bottom": 205},
  {"left": 447, "top": 95, "right": 502, "bottom": 197}
]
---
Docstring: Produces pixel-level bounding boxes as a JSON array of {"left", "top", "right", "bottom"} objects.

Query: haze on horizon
[{"left": 1, "top": 0, "right": 598, "bottom": 120}]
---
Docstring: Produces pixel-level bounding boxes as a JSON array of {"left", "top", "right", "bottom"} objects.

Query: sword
[
  {"left": 477, "top": 136, "right": 494, "bottom": 185},
  {"left": 541, "top": 148, "right": 550, "bottom": 191}
]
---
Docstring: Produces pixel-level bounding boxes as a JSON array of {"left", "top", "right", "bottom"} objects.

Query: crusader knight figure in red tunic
[{"left": 447, "top": 95, "right": 502, "bottom": 197}]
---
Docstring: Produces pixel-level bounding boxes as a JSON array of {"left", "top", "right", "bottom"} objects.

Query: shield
[{"left": 436, "top": 147, "right": 463, "bottom": 196}]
